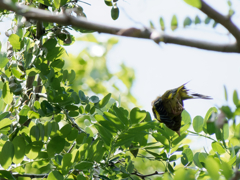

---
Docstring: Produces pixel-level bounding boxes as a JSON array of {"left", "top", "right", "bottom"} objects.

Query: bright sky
[{"left": 1, "top": 0, "right": 240, "bottom": 150}]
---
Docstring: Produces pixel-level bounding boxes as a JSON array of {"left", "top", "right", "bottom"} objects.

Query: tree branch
[
  {"left": 12, "top": 173, "right": 48, "bottom": 178},
  {"left": 200, "top": 0, "right": 240, "bottom": 49},
  {"left": 131, "top": 171, "right": 164, "bottom": 179},
  {"left": 0, "top": 0, "right": 239, "bottom": 53}
]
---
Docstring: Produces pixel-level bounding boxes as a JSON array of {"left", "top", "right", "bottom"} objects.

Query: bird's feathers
[{"left": 152, "top": 83, "right": 211, "bottom": 135}]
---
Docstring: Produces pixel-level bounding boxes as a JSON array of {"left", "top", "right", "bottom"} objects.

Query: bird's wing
[{"left": 152, "top": 97, "right": 172, "bottom": 124}]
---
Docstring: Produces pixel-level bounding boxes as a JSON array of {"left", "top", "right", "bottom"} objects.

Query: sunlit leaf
[
  {"left": 130, "top": 107, "right": 147, "bottom": 124},
  {"left": 2, "top": 82, "right": 13, "bottom": 104},
  {"left": 193, "top": 116, "right": 204, "bottom": 133},
  {"left": 47, "top": 171, "right": 63, "bottom": 180},
  {"left": 159, "top": 17, "right": 165, "bottom": 31},
  {"left": 181, "top": 148, "right": 193, "bottom": 165},
  {"left": 9, "top": 34, "right": 21, "bottom": 50},
  {"left": 233, "top": 90, "right": 239, "bottom": 106},
  {"left": 212, "top": 141, "right": 225, "bottom": 154},
  {"left": 171, "top": 15, "right": 178, "bottom": 31},
  {"left": 0, "top": 141, "right": 14, "bottom": 169},
  {"left": 223, "top": 85, "right": 228, "bottom": 101},
  {"left": 205, "top": 157, "right": 220, "bottom": 180},
  {"left": 184, "top": 0, "right": 201, "bottom": 8},
  {"left": 99, "top": 93, "right": 111, "bottom": 108}
]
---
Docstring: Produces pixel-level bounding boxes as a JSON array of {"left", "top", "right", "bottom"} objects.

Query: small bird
[{"left": 152, "top": 83, "right": 211, "bottom": 136}]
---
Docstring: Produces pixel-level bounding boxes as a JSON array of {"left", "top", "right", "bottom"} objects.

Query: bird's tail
[{"left": 191, "top": 93, "right": 212, "bottom": 99}]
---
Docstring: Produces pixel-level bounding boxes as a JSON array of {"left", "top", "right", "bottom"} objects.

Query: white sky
[{"left": 1, "top": 0, "right": 240, "bottom": 150}]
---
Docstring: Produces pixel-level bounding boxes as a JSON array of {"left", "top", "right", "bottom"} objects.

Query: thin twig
[
  {"left": 64, "top": 110, "right": 84, "bottom": 133},
  {"left": 131, "top": 171, "right": 164, "bottom": 179}
]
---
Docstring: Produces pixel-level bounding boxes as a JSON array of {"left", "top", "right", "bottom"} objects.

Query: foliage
[
  {"left": 64, "top": 34, "right": 137, "bottom": 109},
  {"left": 0, "top": 0, "right": 239, "bottom": 180}
]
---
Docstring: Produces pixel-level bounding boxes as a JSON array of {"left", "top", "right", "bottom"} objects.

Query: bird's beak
[{"left": 176, "top": 130, "right": 180, "bottom": 136}]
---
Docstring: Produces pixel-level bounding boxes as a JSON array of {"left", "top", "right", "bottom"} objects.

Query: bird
[{"left": 152, "top": 83, "right": 211, "bottom": 136}]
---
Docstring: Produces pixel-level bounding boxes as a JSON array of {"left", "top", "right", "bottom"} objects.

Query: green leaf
[
  {"left": 205, "top": 157, "right": 220, "bottom": 180},
  {"left": 54, "top": 0, "right": 60, "bottom": 9},
  {"left": 221, "top": 161, "right": 233, "bottom": 179},
  {"left": 194, "top": 15, "right": 201, "bottom": 24},
  {"left": 89, "top": 95, "right": 100, "bottom": 103},
  {"left": 94, "top": 124, "right": 112, "bottom": 148},
  {"left": 112, "top": 106, "right": 129, "bottom": 126},
  {"left": 221, "top": 106, "right": 233, "bottom": 119},
  {"left": 77, "top": 174, "right": 87, "bottom": 180},
  {"left": 223, "top": 123, "right": 229, "bottom": 140},
  {"left": 174, "top": 168, "right": 187, "bottom": 180},
  {"left": 47, "top": 47, "right": 65, "bottom": 61},
  {"left": 111, "top": 6, "right": 119, "bottom": 20},
  {"left": 76, "top": 133, "right": 87, "bottom": 144},
  {"left": 94, "top": 114, "right": 118, "bottom": 133},
  {"left": 62, "top": 153, "right": 73, "bottom": 175},
  {"left": 169, "top": 154, "right": 182, "bottom": 162},
  {"left": 184, "top": 0, "right": 201, "bottom": 8},
  {"left": 28, "top": 110, "right": 40, "bottom": 119},
  {"left": 223, "top": 85, "right": 228, "bottom": 101},
  {"left": 212, "top": 141, "right": 225, "bottom": 154},
  {"left": 104, "top": 111, "right": 125, "bottom": 130},
  {"left": 3, "top": 82, "right": 13, "bottom": 104},
  {"left": 193, "top": 116, "right": 204, "bottom": 133},
  {"left": 67, "top": 128, "right": 78, "bottom": 141},
  {"left": 204, "top": 107, "right": 218, "bottom": 127},
  {"left": 181, "top": 148, "right": 193, "bottom": 165},
  {"left": 0, "top": 118, "right": 12, "bottom": 130},
  {"left": 32, "top": 160, "right": 49, "bottom": 168},
  {"left": 0, "top": 112, "right": 10, "bottom": 121},
  {"left": 183, "top": 17, "right": 192, "bottom": 27},
  {"left": 30, "top": 125, "right": 40, "bottom": 141},
  {"left": 130, "top": 107, "right": 147, "bottom": 124},
  {"left": 9, "top": 34, "right": 21, "bottom": 50},
  {"left": 182, "top": 110, "right": 191, "bottom": 124},
  {"left": 152, "top": 133, "right": 169, "bottom": 147},
  {"left": 60, "top": 124, "right": 72, "bottom": 137},
  {"left": 25, "top": 141, "right": 43, "bottom": 159},
  {"left": 171, "top": 15, "right": 178, "bottom": 31},
  {"left": 11, "top": 68, "right": 23, "bottom": 79},
  {"left": 41, "top": 100, "right": 53, "bottom": 115},
  {"left": 104, "top": 0, "right": 112, "bottom": 6},
  {"left": 85, "top": 104, "right": 90, "bottom": 113},
  {"left": 50, "top": 59, "right": 64, "bottom": 70},
  {"left": 99, "top": 93, "right": 111, "bottom": 108},
  {"left": 79, "top": 106, "right": 85, "bottom": 114},
  {"left": 47, "top": 171, "right": 64, "bottom": 180},
  {"left": 193, "top": 152, "right": 203, "bottom": 168},
  {"left": 0, "top": 170, "right": 15, "bottom": 180},
  {"left": 75, "top": 161, "right": 93, "bottom": 170},
  {"left": 0, "top": 141, "right": 14, "bottom": 169},
  {"left": 43, "top": 38, "right": 57, "bottom": 50},
  {"left": 0, "top": 55, "right": 8, "bottom": 68},
  {"left": 198, "top": 152, "right": 207, "bottom": 165},
  {"left": 172, "top": 133, "right": 187, "bottom": 146},
  {"left": 159, "top": 17, "right": 165, "bottom": 31},
  {"left": 213, "top": 21, "right": 218, "bottom": 28},
  {"left": 78, "top": 90, "right": 87, "bottom": 102},
  {"left": 47, "top": 136, "right": 65, "bottom": 157},
  {"left": 233, "top": 90, "right": 239, "bottom": 106}
]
